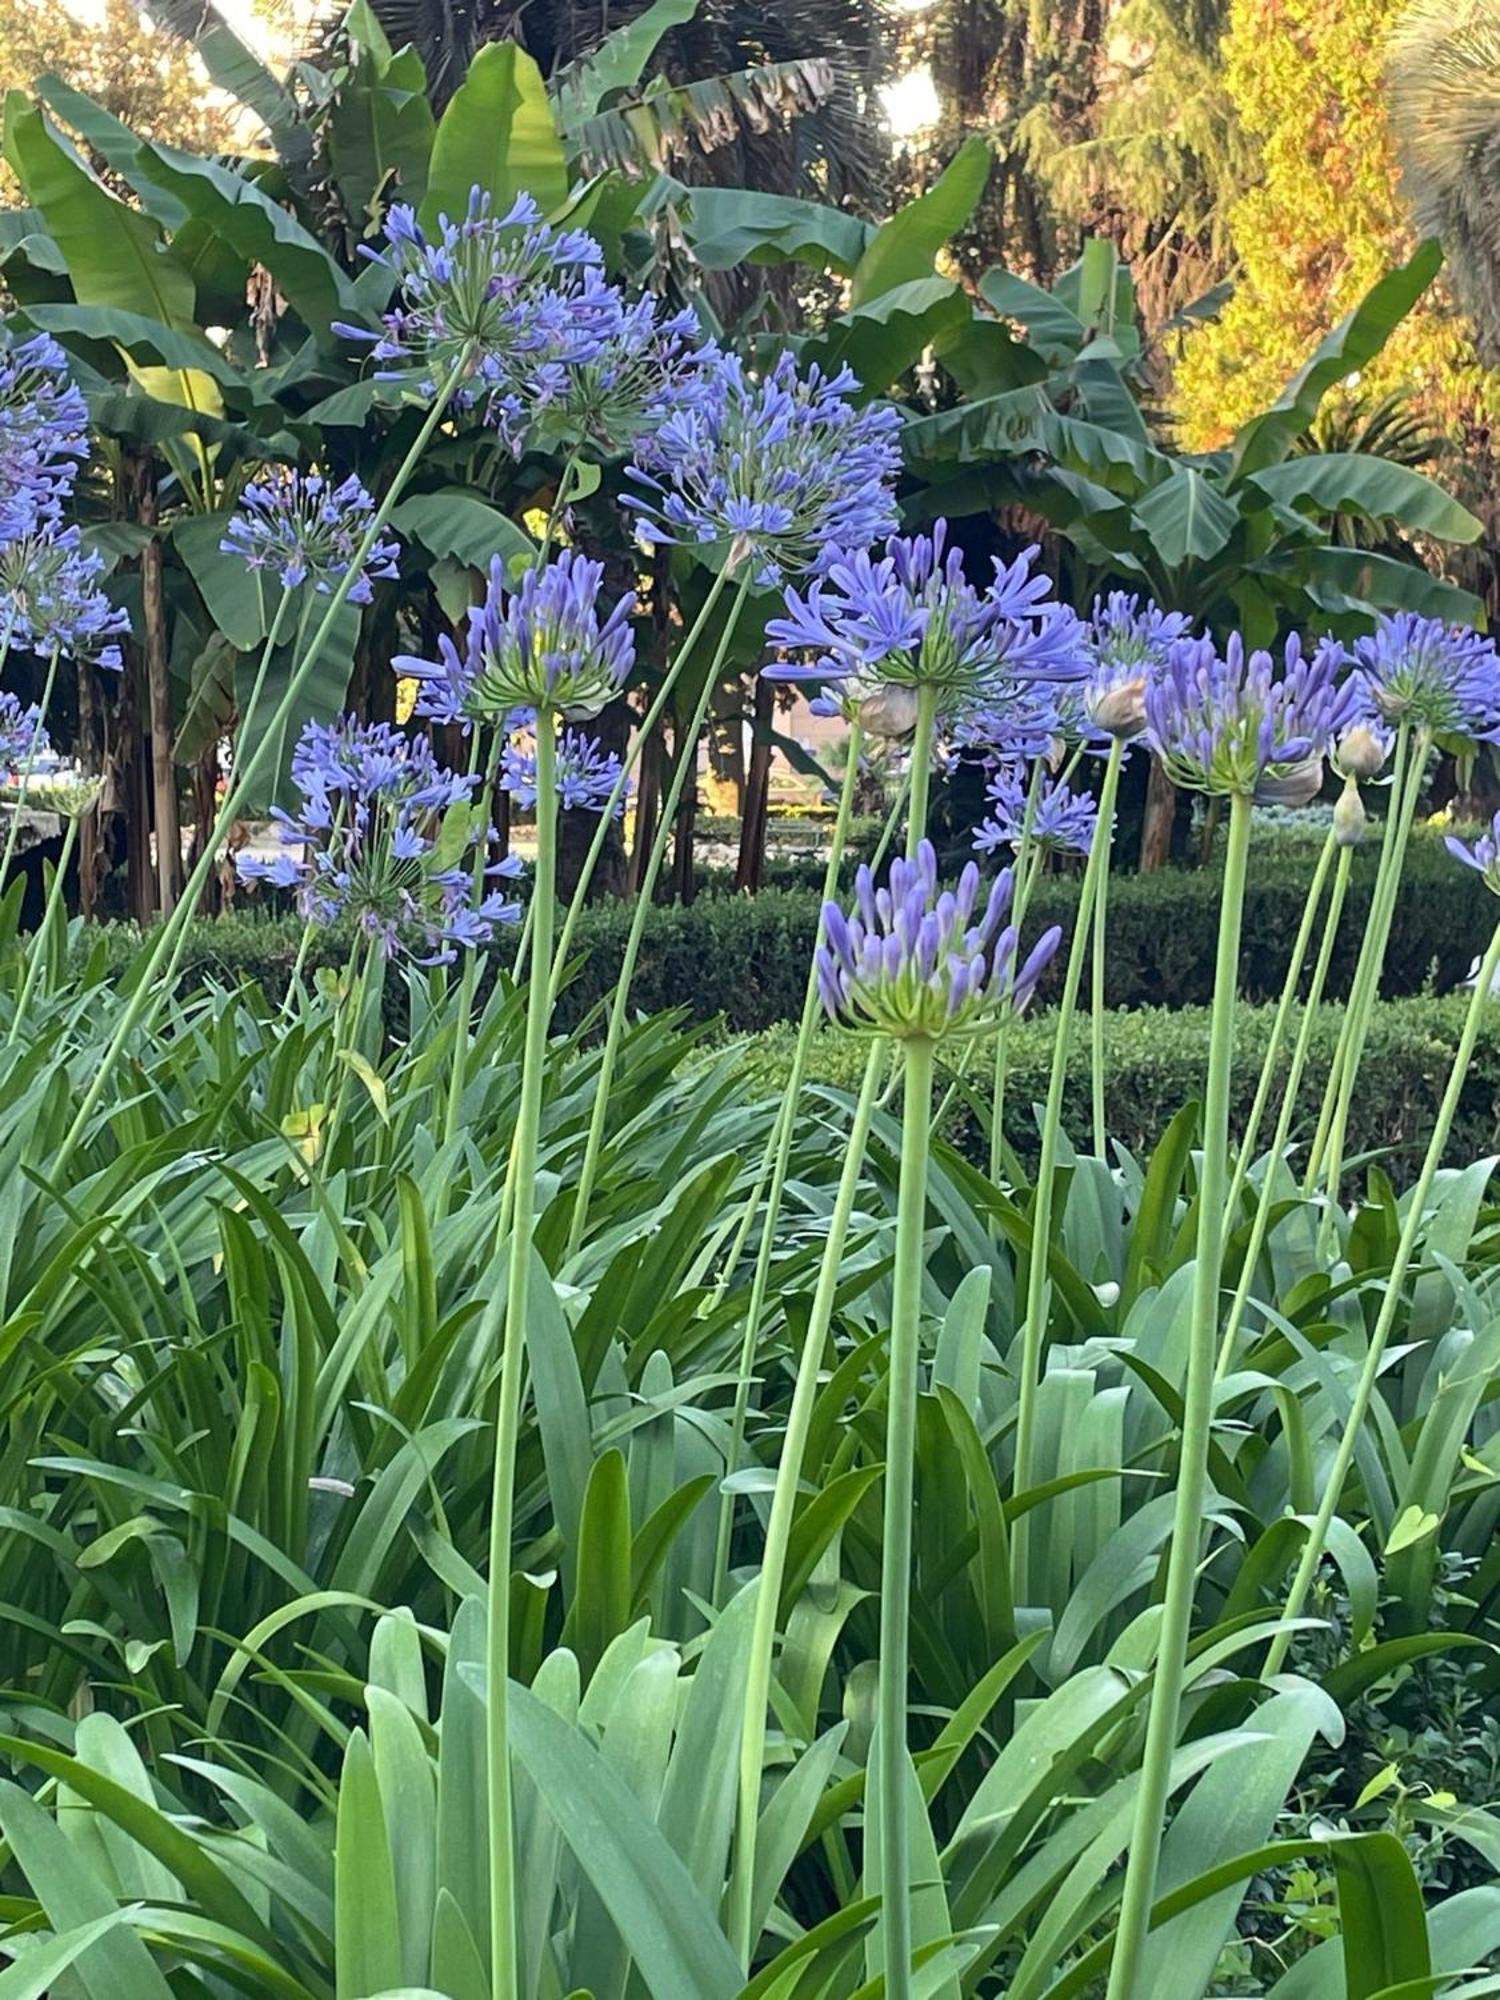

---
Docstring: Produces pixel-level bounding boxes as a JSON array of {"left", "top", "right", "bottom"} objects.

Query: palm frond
[
  {"left": 561, "top": 56, "right": 839, "bottom": 176},
  {"left": 1389, "top": 0, "right": 1500, "bottom": 360}
]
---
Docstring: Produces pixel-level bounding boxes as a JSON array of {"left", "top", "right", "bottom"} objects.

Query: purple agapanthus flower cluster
[
  {"left": 222, "top": 470, "right": 400, "bottom": 606},
  {"left": 1353, "top": 613, "right": 1500, "bottom": 742},
  {"left": 395, "top": 550, "right": 635, "bottom": 725},
  {"left": 816, "top": 839, "right": 1061, "bottom": 1041},
  {"left": 0, "top": 689, "right": 47, "bottom": 773},
  {"left": 336, "top": 189, "right": 606, "bottom": 421},
  {"left": 764, "top": 523, "right": 1087, "bottom": 734},
  {"left": 974, "top": 763, "right": 1099, "bottom": 859},
  {"left": 0, "top": 525, "right": 129, "bottom": 668},
  {"left": 237, "top": 717, "right": 522, "bottom": 963},
  {"left": 500, "top": 726, "right": 628, "bottom": 815},
  {"left": 626, "top": 350, "right": 903, "bottom": 587},
  {"left": 0, "top": 329, "right": 89, "bottom": 540},
  {"left": 1146, "top": 631, "right": 1359, "bottom": 798},
  {"left": 1078, "top": 592, "right": 1192, "bottom": 742},
  {"left": 1447, "top": 811, "right": 1500, "bottom": 895},
  {"left": 518, "top": 277, "right": 702, "bottom": 458}
]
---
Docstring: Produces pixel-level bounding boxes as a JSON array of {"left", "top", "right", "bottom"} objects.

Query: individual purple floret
[
  {"left": 1078, "top": 592, "right": 1192, "bottom": 741},
  {"left": 953, "top": 680, "right": 1064, "bottom": 765},
  {"left": 1145, "top": 631, "right": 1358, "bottom": 797},
  {"left": 500, "top": 727, "right": 628, "bottom": 815},
  {"left": 0, "top": 525, "right": 130, "bottom": 668},
  {"left": 765, "top": 523, "right": 1087, "bottom": 727},
  {"left": 0, "top": 329, "right": 90, "bottom": 541},
  {"left": 1447, "top": 810, "right": 1500, "bottom": 895},
  {"left": 816, "top": 838, "right": 1062, "bottom": 1041},
  {"left": 335, "top": 188, "right": 606, "bottom": 422},
  {"left": 394, "top": 549, "right": 635, "bottom": 725},
  {"left": 974, "top": 761, "right": 1099, "bottom": 858},
  {"left": 0, "top": 690, "right": 47, "bottom": 773},
  {"left": 1353, "top": 613, "right": 1500, "bottom": 742},
  {"left": 625, "top": 349, "right": 903, "bottom": 588},
  {"left": 221, "top": 469, "right": 400, "bottom": 606},
  {"left": 237, "top": 717, "right": 522, "bottom": 963}
]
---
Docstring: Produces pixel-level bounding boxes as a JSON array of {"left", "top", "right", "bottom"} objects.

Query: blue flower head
[
  {"left": 625, "top": 349, "right": 903, "bottom": 587},
  {"left": 1146, "top": 631, "right": 1358, "bottom": 798},
  {"left": 395, "top": 549, "right": 635, "bottom": 725},
  {"left": 1353, "top": 613, "right": 1500, "bottom": 742},
  {"left": 0, "top": 525, "right": 129, "bottom": 667},
  {"left": 1078, "top": 591, "right": 1192, "bottom": 741},
  {"left": 816, "top": 839, "right": 1062, "bottom": 1041},
  {"left": 500, "top": 726, "right": 629, "bottom": 815},
  {"left": 237, "top": 717, "right": 522, "bottom": 964},
  {"left": 336, "top": 188, "right": 607, "bottom": 424},
  {"left": 974, "top": 761, "right": 1099, "bottom": 859},
  {"left": 519, "top": 277, "right": 704, "bottom": 458},
  {"left": 0, "top": 329, "right": 89, "bottom": 542},
  {"left": 0, "top": 689, "right": 48, "bottom": 772},
  {"left": 221, "top": 469, "right": 400, "bottom": 606},
  {"left": 764, "top": 522, "right": 1087, "bottom": 732}
]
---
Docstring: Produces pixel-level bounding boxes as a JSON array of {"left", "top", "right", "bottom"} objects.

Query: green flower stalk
[
  {"left": 565, "top": 573, "right": 752, "bottom": 1254},
  {"left": 4, "top": 772, "right": 98, "bottom": 1046},
  {"left": 1266, "top": 904, "right": 1500, "bottom": 1677},
  {"left": 487, "top": 712, "right": 558, "bottom": 2000},
  {"left": 813, "top": 838, "right": 1060, "bottom": 1999},
  {"left": 1107, "top": 625, "right": 1349, "bottom": 2000},
  {"left": 1215, "top": 832, "right": 1354, "bottom": 1382},
  {"left": 724, "top": 1039, "right": 884, "bottom": 1967},
  {"left": 712, "top": 719, "right": 867, "bottom": 1603},
  {"left": 1104, "top": 788, "right": 1254, "bottom": 2000},
  {"left": 1011, "top": 734, "right": 1125, "bottom": 1599}
]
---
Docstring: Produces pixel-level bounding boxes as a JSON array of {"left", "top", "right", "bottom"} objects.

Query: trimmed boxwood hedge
[
  {"left": 102, "top": 827, "right": 1488, "bottom": 1034},
  {"left": 727, "top": 991, "right": 1500, "bottom": 1183}
]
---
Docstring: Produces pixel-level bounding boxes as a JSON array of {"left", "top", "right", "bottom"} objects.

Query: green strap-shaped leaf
[{"left": 498, "top": 1678, "right": 744, "bottom": 2000}]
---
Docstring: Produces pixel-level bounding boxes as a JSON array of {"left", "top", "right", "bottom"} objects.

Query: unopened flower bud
[
  {"left": 1090, "top": 675, "right": 1148, "bottom": 739},
  {"left": 1333, "top": 778, "right": 1366, "bottom": 847},
  {"left": 1334, "top": 724, "right": 1387, "bottom": 781},
  {"left": 857, "top": 682, "right": 921, "bottom": 739},
  {"left": 1254, "top": 753, "right": 1324, "bottom": 808}
]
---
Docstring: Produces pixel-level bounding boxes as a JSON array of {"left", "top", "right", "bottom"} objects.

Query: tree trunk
[
  {"left": 1139, "top": 752, "right": 1177, "bottom": 872},
  {"left": 76, "top": 655, "right": 105, "bottom": 921},
  {"left": 735, "top": 673, "right": 775, "bottom": 893},
  {"left": 122, "top": 658, "right": 154, "bottom": 925},
  {"left": 706, "top": 677, "right": 746, "bottom": 816},
  {"left": 559, "top": 694, "right": 630, "bottom": 902},
  {"left": 132, "top": 460, "right": 182, "bottom": 917},
  {"left": 630, "top": 723, "right": 663, "bottom": 897}
]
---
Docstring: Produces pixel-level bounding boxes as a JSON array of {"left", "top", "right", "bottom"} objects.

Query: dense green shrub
[
  {"left": 732, "top": 991, "right": 1500, "bottom": 1181},
  {"left": 112, "top": 828, "right": 1488, "bottom": 1033}
]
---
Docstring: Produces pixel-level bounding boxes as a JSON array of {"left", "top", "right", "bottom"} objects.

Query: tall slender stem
[
  {"left": 443, "top": 727, "right": 504, "bottom": 1147},
  {"left": 876, "top": 1031, "right": 935, "bottom": 2000},
  {"left": 1011, "top": 737, "right": 1125, "bottom": 1599},
  {"left": 547, "top": 568, "right": 732, "bottom": 1002},
  {"left": 1090, "top": 798, "right": 1112, "bottom": 1160},
  {"left": 1266, "top": 912, "right": 1500, "bottom": 1675},
  {"left": 0, "top": 645, "right": 61, "bottom": 887},
  {"left": 711, "top": 722, "right": 865, "bottom": 1599},
  {"left": 1104, "top": 788, "right": 1254, "bottom": 2000},
  {"left": 487, "top": 710, "right": 557, "bottom": 2000},
  {"left": 1314, "top": 733, "right": 1428, "bottom": 1245},
  {"left": 726, "top": 1040, "right": 883, "bottom": 1966},
  {"left": 1222, "top": 826, "right": 1337, "bottom": 1230},
  {"left": 7, "top": 810, "right": 78, "bottom": 1045},
  {"left": 905, "top": 685, "right": 939, "bottom": 858},
  {"left": 1215, "top": 840, "right": 1352, "bottom": 1382},
  {"left": 53, "top": 347, "right": 476, "bottom": 1177},
  {"left": 565, "top": 575, "right": 750, "bottom": 1252},
  {"left": 1304, "top": 727, "right": 1411, "bottom": 1193},
  {"left": 988, "top": 757, "right": 1050, "bottom": 1181}
]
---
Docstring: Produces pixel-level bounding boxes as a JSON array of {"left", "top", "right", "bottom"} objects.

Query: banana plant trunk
[
  {"left": 736, "top": 673, "right": 775, "bottom": 893},
  {"left": 1139, "top": 751, "right": 1177, "bottom": 872}
]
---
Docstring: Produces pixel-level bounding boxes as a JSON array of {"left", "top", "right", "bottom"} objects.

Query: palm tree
[{"left": 1389, "top": 0, "right": 1500, "bottom": 361}]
